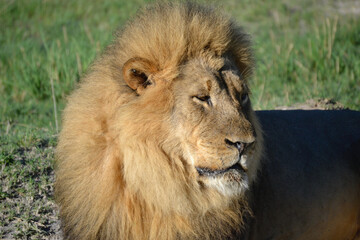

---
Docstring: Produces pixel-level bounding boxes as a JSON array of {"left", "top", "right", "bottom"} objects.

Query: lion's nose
[{"left": 224, "top": 138, "right": 247, "bottom": 154}]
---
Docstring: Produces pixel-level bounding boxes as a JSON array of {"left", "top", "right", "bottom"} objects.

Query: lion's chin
[{"left": 200, "top": 167, "right": 249, "bottom": 197}]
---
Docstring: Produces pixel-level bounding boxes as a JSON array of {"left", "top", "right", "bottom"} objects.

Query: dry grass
[{"left": 0, "top": 128, "right": 61, "bottom": 239}]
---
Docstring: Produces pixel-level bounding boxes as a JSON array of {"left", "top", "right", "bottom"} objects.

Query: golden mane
[
  {"left": 103, "top": 1, "right": 253, "bottom": 85},
  {"left": 55, "top": 2, "right": 255, "bottom": 239}
]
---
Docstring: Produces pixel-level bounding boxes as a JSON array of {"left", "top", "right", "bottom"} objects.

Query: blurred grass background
[
  {"left": 1, "top": 0, "right": 360, "bottom": 132},
  {"left": 0, "top": 0, "right": 359, "bottom": 238}
]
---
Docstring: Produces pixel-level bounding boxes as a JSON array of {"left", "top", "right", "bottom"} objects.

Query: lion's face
[
  {"left": 122, "top": 55, "right": 260, "bottom": 198},
  {"left": 171, "top": 57, "right": 260, "bottom": 196}
]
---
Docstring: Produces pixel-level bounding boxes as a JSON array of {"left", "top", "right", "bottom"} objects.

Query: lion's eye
[
  {"left": 193, "top": 95, "right": 212, "bottom": 106},
  {"left": 241, "top": 93, "right": 249, "bottom": 105},
  {"left": 196, "top": 95, "right": 209, "bottom": 102}
]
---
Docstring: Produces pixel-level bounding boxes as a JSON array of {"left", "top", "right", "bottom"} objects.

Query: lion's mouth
[{"left": 196, "top": 161, "right": 247, "bottom": 177}]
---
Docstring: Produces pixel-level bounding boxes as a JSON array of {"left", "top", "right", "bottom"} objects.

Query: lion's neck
[{"left": 103, "top": 191, "right": 247, "bottom": 240}]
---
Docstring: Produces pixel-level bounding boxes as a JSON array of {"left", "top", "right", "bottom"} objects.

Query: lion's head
[
  {"left": 56, "top": 2, "right": 263, "bottom": 239},
  {"left": 172, "top": 58, "right": 261, "bottom": 196}
]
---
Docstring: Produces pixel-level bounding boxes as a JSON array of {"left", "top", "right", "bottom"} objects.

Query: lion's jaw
[
  {"left": 205, "top": 168, "right": 249, "bottom": 196},
  {"left": 200, "top": 154, "right": 253, "bottom": 196},
  {"left": 173, "top": 58, "right": 261, "bottom": 197}
]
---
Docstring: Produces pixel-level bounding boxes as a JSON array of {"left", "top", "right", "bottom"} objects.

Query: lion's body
[
  {"left": 55, "top": 2, "right": 360, "bottom": 240},
  {"left": 246, "top": 110, "right": 360, "bottom": 240}
]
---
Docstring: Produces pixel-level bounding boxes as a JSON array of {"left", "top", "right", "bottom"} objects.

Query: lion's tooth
[{"left": 240, "top": 155, "right": 248, "bottom": 171}]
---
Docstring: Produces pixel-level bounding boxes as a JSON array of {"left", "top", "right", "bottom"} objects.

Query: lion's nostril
[{"left": 225, "top": 139, "right": 246, "bottom": 153}]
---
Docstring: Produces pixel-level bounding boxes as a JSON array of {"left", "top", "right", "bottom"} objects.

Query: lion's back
[{"left": 250, "top": 110, "right": 360, "bottom": 240}]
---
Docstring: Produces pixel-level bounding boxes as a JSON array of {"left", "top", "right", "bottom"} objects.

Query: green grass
[
  {"left": 251, "top": 16, "right": 360, "bottom": 109},
  {"left": 0, "top": 0, "right": 359, "bottom": 238}
]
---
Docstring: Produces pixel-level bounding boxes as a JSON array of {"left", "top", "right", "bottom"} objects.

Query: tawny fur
[{"left": 55, "top": 2, "right": 262, "bottom": 239}]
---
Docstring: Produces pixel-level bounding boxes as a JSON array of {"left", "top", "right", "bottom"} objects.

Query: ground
[{"left": 0, "top": 131, "right": 61, "bottom": 239}]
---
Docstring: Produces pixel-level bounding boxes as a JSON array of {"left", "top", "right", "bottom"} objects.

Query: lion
[
  {"left": 55, "top": 2, "right": 360, "bottom": 240},
  {"left": 55, "top": 2, "right": 262, "bottom": 239}
]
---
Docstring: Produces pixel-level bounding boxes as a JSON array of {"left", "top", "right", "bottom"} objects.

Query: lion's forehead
[{"left": 179, "top": 57, "right": 246, "bottom": 94}]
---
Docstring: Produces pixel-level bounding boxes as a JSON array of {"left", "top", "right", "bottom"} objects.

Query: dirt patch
[{"left": 0, "top": 138, "right": 62, "bottom": 239}]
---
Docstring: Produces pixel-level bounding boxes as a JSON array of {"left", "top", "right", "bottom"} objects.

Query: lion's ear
[{"left": 122, "top": 58, "right": 159, "bottom": 94}]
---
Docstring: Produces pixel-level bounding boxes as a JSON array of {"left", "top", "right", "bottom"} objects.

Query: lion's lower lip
[{"left": 196, "top": 163, "right": 246, "bottom": 177}]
